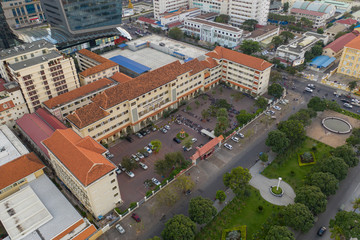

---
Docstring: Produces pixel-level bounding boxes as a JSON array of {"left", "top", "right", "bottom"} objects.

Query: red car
[{"left": 131, "top": 213, "right": 141, "bottom": 222}]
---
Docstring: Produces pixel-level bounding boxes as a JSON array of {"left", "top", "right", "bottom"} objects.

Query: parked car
[
  {"left": 116, "top": 224, "right": 125, "bottom": 234},
  {"left": 237, "top": 133, "right": 245, "bottom": 138},
  {"left": 161, "top": 128, "right": 167, "bottom": 134},
  {"left": 183, "top": 146, "right": 192, "bottom": 151},
  {"left": 152, "top": 177, "right": 161, "bottom": 186},
  {"left": 145, "top": 129, "right": 151, "bottom": 135},
  {"left": 139, "top": 130, "right": 147, "bottom": 136},
  {"left": 344, "top": 103, "right": 353, "bottom": 109},
  {"left": 307, "top": 84, "right": 316, "bottom": 89},
  {"left": 191, "top": 138, "right": 197, "bottom": 143},
  {"left": 136, "top": 152, "right": 144, "bottom": 159},
  {"left": 224, "top": 143, "right": 233, "bottom": 150},
  {"left": 273, "top": 105, "right": 281, "bottom": 111},
  {"left": 144, "top": 146, "right": 152, "bottom": 154},
  {"left": 141, "top": 151, "right": 149, "bottom": 157},
  {"left": 341, "top": 99, "right": 350, "bottom": 103},
  {"left": 131, "top": 213, "right": 141, "bottom": 222},
  {"left": 164, "top": 125, "right": 170, "bottom": 130},
  {"left": 148, "top": 143, "right": 154, "bottom": 149},
  {"left": 118, "top": 164, "right": 126, "bottom": 171},
  {"left": 115, "top": 168, "right": 122, "bottom": 175},
  {"left": 231, "top": 136, "right": 239, "bottom": 143},
  {"left": 266, "top": 110, "right": 275, "bottom": 115},
  {"left": 135, "top": 132, "right": 143, "bottom": 138},
  {"left": 173, "top": 137, "right": 181, "bottom": 144},
  {"left": 304, "top": 87, "right": 313, "bottom": 93},
  {"left": 317, "top": 226, "right": 326, "bottom": 236},
  {"left": 139, "top": 162, "right": 148, "bottom": 170},
  {"left": 105, "top": 152, "right": 114, "bottom": 159},
  {"left": 125, "top": 136, "right": 133, "bottom": 143},
  {"left": 131, "top": 154, "right": 140, "bottom": 162},
  {"left": 152, "top": 127, "right": 157, "bottom": 132},
  {"left": 125, "top": 170, "right": 135, "bottom": 178}
]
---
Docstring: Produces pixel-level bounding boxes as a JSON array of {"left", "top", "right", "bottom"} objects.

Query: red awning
[{"left": 29, "top": 17, "right": 38, "bottom": 21}]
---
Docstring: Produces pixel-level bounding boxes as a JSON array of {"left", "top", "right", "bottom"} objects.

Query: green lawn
[
  {"left": 196, "top": 187, "right": 282, "bottom": 240},
  {"left": 262, "top": 138, "right": 333, "bottom": 190}
]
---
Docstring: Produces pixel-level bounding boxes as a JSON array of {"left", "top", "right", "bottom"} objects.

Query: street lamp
[{"left": 276, "top": 177, "right": 282, "bottom": 191}]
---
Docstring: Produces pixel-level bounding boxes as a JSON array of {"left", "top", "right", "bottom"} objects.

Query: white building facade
[
  {"left": 229, "top": 0, "right": 270, "bottom": 27},
  {"left": 190, "top": 0, "right": 229, "bottom": 15},
  {"left": 153, "top": 0, "right": 189, "bottom": 20}
]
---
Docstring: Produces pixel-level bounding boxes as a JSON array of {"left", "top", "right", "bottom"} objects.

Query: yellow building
[
  {"left": 63, "top": 46, "right": 272, "bottom": 144},
  {"left": 337, "top": 35, "right": 360, "bottom": 78},
  {"left": 43, "top": 128, "right": 122, "bottom": 218}
]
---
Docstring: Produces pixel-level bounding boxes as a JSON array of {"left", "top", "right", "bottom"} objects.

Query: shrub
[{"left": 129, "top": 202, "right": 137, "bottom": 209}]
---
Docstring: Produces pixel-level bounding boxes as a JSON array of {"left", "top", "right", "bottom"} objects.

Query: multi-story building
[
  {"left": 323, "top": 32, "right": 359, "bottom": 59},
  {"left": 41, "top": 0, "right": 122, "bottom": 37},
  {"left": 0, "top": 79, "right": 28, "bottom": 127},
  {"left": 153, "top": 0, "right": 189, "bottom": 20},
  {"left": 43, "top": 128, "right": 122, "bottom": 218},
  {"left": 1, "top": 0, "right": 45, "bottom": 29},
  {"left": 0, "top": 6, "right": 18, "bottom": 50},
  {"left": 0, "top": 40, "right": 79, "bottom": 112},
  {"left": 184, "top": 18, "right": 243, "bottom": 48},
  {"left": 64, "top": 47, "right": 272, "bottom": 144},
  {"left": 290, "top": 1, "right": 336, "bottom": 28},
  {"left": 160, "top": 7, "right": 201, "bottom": 26},
  {"left": 337, "top": 35, "right": 360, "bottom": 78},
  {"left": 229, "top": 0, "right": 270, "bottom": 27},
  {"left": 318, "top": 0, "right": 351, "bottom": 13},
  {"left": 190, "top": 0, "right": 229, "bottom": 15},
  {"left": 76, "top": 49, "right": 119, "bottom": 86},
  {"left": 243, "top": 25, "right": 280, "bottom": 43},
  {"left": 275, "top": 32, "right": 329, "bottom": 66},
  {"left": 43, "top": 78, "right": 115, "bottom": 121}
]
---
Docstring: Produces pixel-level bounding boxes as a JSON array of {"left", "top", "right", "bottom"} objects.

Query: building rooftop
[
  {"left": 196, "top": 12, "right": 219, "bottom": 20},
  {"left": 345, "top": 34, "right": 360, "bottom": 50},
  {"left": 191, "top": 135, "right": 223, "bottom": 161},
  {"left": 161, "top": 7, "right": 200, "bottom": 19},
  {"left": 290, "top": 8, "right": 325, "bottom": 16},
  {"left": 0, "top": 39, "right": 54, "bottom": 59},
  {"left": 16, "top": 108, "right": 67, "bottom": 158},
  {"left": 324, "top": 31, "right": 359, "bottom": 53},
  {"left": 110, "top": 72, "right": 133, "bottom": 83},
  {"left": 0, "top": 100, "right": 15, "bottom": 113},
  {"left": 43, "top": 78, "right": 114, "bottom": 109},
  {"left": 336, "top": 18, "right": 358, "bottom": 26},
  {"left": 109, "top": 55, "right": 151, "bottom": 74},
  {"left": 0, "top": 79, "right": 6, "bottom": 92},
  {"left": 187, "top": 18, "right": 242, "bottom": 32},
  {"left": 42, "top": 129, "right": 116, "bottom": 186},
  {"left": 246, "top": 25, "right": 278, "bottom": 39},
  {"left": 206, "top": 46, "right": 273, "bottom": 71},
  {"left": 0, "top": 125, "right": 29, "bottom": 167},
  {"left": 277, "top": 32, "right": 328, "bottom": 54},
  {"left": 292, "top": 1, "right": 335, "bottom": 14},
  {"left": 325, "top": 23, "right": 347, "bottom": 34},
  {"left": 9, "top": 51, "right": 62, "bottom": 71},
  {"left": 77, "top": 49, "right": 119, "bottom": 77}
]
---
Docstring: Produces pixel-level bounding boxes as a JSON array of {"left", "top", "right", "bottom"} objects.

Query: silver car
[{"left": 116, "top": 224, "right": 125, "bottom": 234}]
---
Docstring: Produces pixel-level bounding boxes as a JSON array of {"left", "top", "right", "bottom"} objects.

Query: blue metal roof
[
  {"left": 310, "top": 55, "right": 336, "bottom": 68},
  {"left": 109, "top": 55, "right": 151, "bottom": 74},
  {"left": 118, "top": 43, "right": 127, "bottom": 48},
  {"left": 184, "top": 58, "right": 193, "bottom": 63}
]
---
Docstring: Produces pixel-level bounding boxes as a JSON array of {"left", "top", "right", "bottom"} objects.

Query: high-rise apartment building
[
  {"left": 153, "top": 0, "right": 189, "bottom": 20},
  {"left": 229, "top": 0, "right": 270, "bottom": 27},
  {"left": 41, "top": 0, "right": 122, "bottom": 37},
  {"left": 190, "top": 0, "right": 229, "bottom": 15},
  {"left": 0, "top": 40, "right": 79, "bottom": 112},
  {"left": 0, "top": 5, "right": 18, "bottom": 50}
]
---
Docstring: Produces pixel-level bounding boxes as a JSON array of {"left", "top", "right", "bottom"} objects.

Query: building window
[
  {"left": 111, "top": 179, "right": 115, "bottom": 183},
  {"left": 114, "top": 193, "right": 119, "bottom": 197}
]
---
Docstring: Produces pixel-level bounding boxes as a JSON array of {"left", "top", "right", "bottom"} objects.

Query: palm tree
[{"left": 348, "top": 81, "right": 358, "bottom": 92}]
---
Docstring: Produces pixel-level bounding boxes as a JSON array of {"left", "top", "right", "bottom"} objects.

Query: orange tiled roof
[
  {"left": 0, "top": 100, "right": 15, "bottom": 112},
  {"left": 206, "top": 46, "right": 273, "bottom": 71},
  {"left": 111, "top": 72, "right": 133, "bottom": 83},
  {"left": 52, "top": 219, "right": 85, "bottom": 240},
  {"left": 0, "top": 152, "right": 45, "bottom": 190},
  {"left": 42, "top": 129, "right": 115, "bottom": 186},
  {"left": 191, "top": 135, "right": 224, "bottom": 160},
  {"left": 72, "top": 225, "right": 97, "bottom": 240},
  {"left": 43, "top": 78, "right": 113, "bottom": 109},
  {"left": 200, "top": 57, "right": 219, "bottom": 69},
  {"left": 66, "top": 102, "right": 110, "bottom": 129},
  {"left": 77, "top": 49, "right": 118, "bottom": 77},
  {"left": 345, "top": 35, "right": 360, "bottom": 50}
]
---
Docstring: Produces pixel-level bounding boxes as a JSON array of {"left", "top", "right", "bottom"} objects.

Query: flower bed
[
  {"left": 221, "top": 225, "right": 246, "bottom": 240},
  {"left": 297, "top": 152, "right": 316, "bottom": 166}
]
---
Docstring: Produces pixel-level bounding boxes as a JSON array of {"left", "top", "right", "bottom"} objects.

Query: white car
[
  {"left": 273, "top": 105, "right": 281, "bottom": 111},
  {"left": 307, "top": 84, "right": 316, "bottom": 89},
  {"left": 161, "top": 128, "right": 167, "bottom": 134},
  {"left": 164, "top": 125, "right": 170, "bottom": 130},
  {"left": 224, "top": 143, "right": 233, "bottom": 150},
  {"left": 125, "top": 170, "right": 135, "bottom": 178},
  {"left": 116, "top": 224, "right": 125, "bottom": 234},
  {"left": 152, "top": 177, "right": 161, "bottom": 186},
  {"left": 344, "top": 103, "right": 353, "bottom": 109},
  {"left": 139, "top": 162, "right": 148, "bottom": 170},
  {"left": 237, "top": 133, "right": 245, "bottom": 138},
  {"left": 305, "top": 87, "right": 313, "bottom": 93},
  {"left": 115, "top": 168, "right": 122, "bottom": 175},
  {"left": 131, "top": 154, "right": 140, "bottom": 162},
  {"left": 231, "top": 136, "right": 239, "bottom": 143},
  {"left": 136, "top": 152, "right": 144, "bottom": 159},
  {"left": 144, "top": 146, "right": 152, "bottom": 154},
  {"left": 135, "top": 132, "right": 143, "bottom": 138},
  {"left": 191, "top": 138, "right": 197, "bottom": 143}
]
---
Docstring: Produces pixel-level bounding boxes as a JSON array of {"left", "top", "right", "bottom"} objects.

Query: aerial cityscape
[{"left": 0, "top": 0, "right": 360, "bottom": 239}]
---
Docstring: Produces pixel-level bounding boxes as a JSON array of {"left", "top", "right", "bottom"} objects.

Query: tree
[
  {"left": 214, "top": 115, "right": 229, "bottom": 136},
  {"left": 240, "top": 40, "right": 261, "bottom": 55},
  {"left": 352, "top": 198, "right": 360, "bottom": 212},
  {"left": 288, "top": 108, "right": 313, "bottom": 126},
  {"left": 307, "top": 172, "right": 339, "bottom": 196},
  {"left": 121, "top": 156, "right": 138, "bottom": 171},
  {"left": 265, "top": 226, "right": 295, "bottom": 240},
  {"left": 316, "top": 157, "right": 349, "bottom": 181},
  {"left": 151, "top": 139, "right": 162, "bottom": 153},
  {"left": 215, "top": 190, "right": 226, "bottom": 203},
  {"left": 280, "top": 31, "right": 295, "bottom": 44},
  {"left": 346, "top": 128, "right": 360, "bottom": 146},
  {"left": 300, "top": 17, "right": 313, "bottom": 27},
  {"left": 215, "top": 99, "right": 231, "bottom": 110},
  {"left": 307, "top": 96, "right": 326, "bottom": 111},
  {"left": 348, "top": 81, "right": 358, "bottom": 92},
  {"left": 168, "top": 27, "right": 184, "bottom": 40},
  {"left": 217, "top": 108, "right": 228, "bottom": 118},
  {"left": 214, "top": 14, "right": 230, "bottom": 23},
  {"left": 183, "top": 138, "right": 193, "bottom": 149},
  {"left": 255, "top": 96, "right": 268, "bottom": 109},
  {"left": 281, "top": 203, "right": 314, "bottom": 232},
  {"left": 271, "top": 36, "right": 283, "bottom": 49},
  {"left": 201, "top": 109, "right": 209, "bottom": 120},
  {"left": 295, "top": 186, "right": 327, "bottom": 215},
  {"left": 223, "top": 166, "right": 252, "bottom": 196},
  {"left": 259, "top": 152, "right": 269, "bottom": 162},
  {"left": 174, "top": 175, "right": 195, "bottom": 193},
  {"left": 148, "top": 236, "right": 161, "bottom": 240},
  {"left": 270, "top": 71, "right": 282, "bottom": 83},
  {"left": 188, "top": 196, "right": 217, "bottom": 224},
  {"left": 164, "top": 152, "right": 185, "bottom": 167},
  {"left": 283, "top": 2, "right": 289, "bottom": 12},
  {"left": 329, "top": 211, "right": 360, "bottom": 240},
  {"left": 311, "top": 44, "right": 323, "bottom": 56},
  {"left": 155, "top": 159, "right": 169, "bottom": 176},
  {"left": 268, "top": 83, "right": 284, "bottom": 98},
  {"left": 266, "top": 130, "right": 290, "bottom": 153},
  {"left": 242, "top": 19, "right": 258, "bottom": 31},
  {"left": 162, "top": 214, "right": 196, "bottom": 240},
  {"left": 236, "top": 110, "right": 254, "bottom": 126},
  {"left": 317, "top": 28, "right": 324, "bottom": 34},
  {"left": 278, "top": 119, "right": 306, "bottom": 145},
  {"left": 333, "top": 145, "right": 359, "bottom": 167}
]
